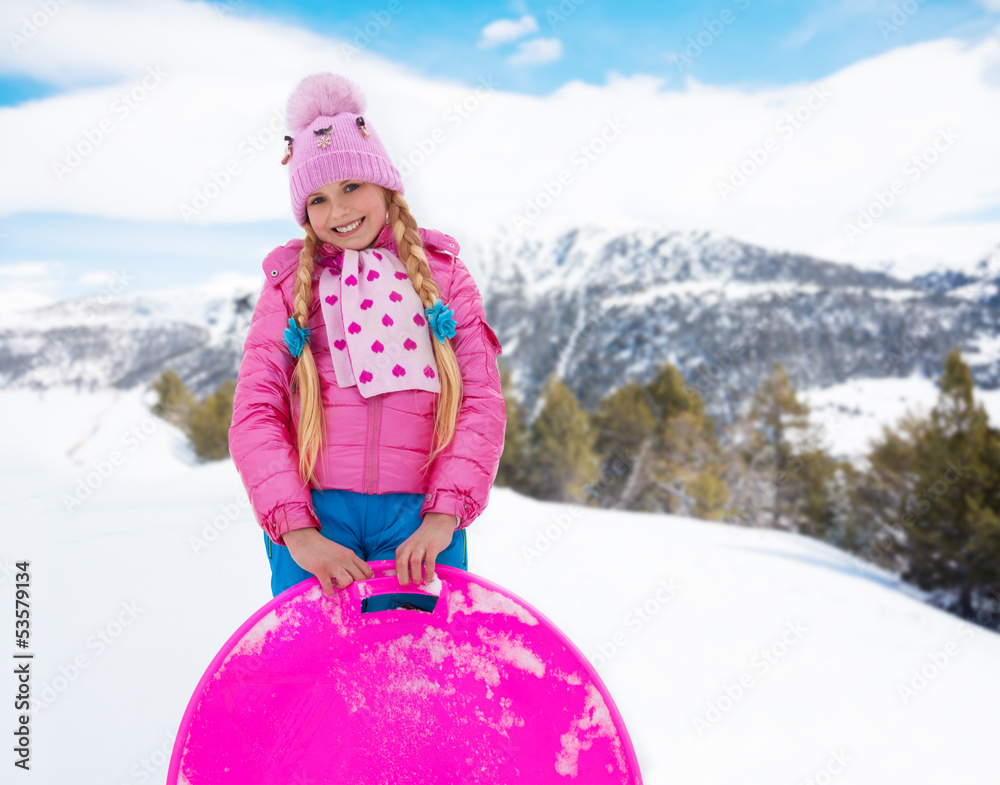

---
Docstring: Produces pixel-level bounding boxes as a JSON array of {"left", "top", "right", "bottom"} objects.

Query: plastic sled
[{"left": 167, "top": 561, "right": 643, "bottom": 784}]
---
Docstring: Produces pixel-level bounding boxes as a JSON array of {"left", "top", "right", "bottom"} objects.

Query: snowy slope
[
  {"left": 802, "top": 374, "right": 1000, "bottom": 459},
  {"left": 1, "top": 388, "right": 999, "bottom": 784}
]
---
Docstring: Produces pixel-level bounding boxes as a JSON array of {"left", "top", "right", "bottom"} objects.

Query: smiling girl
[{"left": 228, "top": 72, "right": 506, "bottom": 599}]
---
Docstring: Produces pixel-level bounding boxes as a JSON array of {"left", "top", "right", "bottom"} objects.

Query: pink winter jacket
[{"left": 229, "top": 225, "right": 506, "bottom": 545}]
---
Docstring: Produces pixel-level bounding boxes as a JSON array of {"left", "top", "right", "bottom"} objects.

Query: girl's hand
[
  {"left": 395, "top": 513, "right": 457, "bottom": 586},
  {"left": 282, "top": 527, "right": 373, "bottom": 597}
]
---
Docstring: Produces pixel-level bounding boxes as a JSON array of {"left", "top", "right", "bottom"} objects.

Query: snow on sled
[{"left": 167, "top": 561, "right": 643, "bottom": 784}]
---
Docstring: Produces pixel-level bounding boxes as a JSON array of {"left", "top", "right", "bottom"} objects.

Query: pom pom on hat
[
  {"left": 283, "top": 72, "right": 404, "bottom": 226},
  {"left": 286, "top": 73, "right": 366, "bottom": 135}
]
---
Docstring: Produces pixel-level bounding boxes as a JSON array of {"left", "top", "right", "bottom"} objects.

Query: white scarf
[{"left": 317, "top": 246, "right": 441, "bottom": 397}]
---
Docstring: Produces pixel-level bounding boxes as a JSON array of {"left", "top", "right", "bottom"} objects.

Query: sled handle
[{"left": 342, "top": 562, "right": 452, "bottom": 622}]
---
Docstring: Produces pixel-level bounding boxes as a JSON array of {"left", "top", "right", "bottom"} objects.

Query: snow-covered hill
[{"left": 2, "top": 387, "right": 999, "bottom": 784}]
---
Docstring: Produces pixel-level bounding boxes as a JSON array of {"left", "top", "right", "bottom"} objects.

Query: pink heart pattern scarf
[{"left": 318, "top": 246, "right": 441, "bottom": 397}]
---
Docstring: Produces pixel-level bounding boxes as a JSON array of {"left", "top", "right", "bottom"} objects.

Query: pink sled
[{"left": 167, "top": 561, "right": 643, "bottom": 784}]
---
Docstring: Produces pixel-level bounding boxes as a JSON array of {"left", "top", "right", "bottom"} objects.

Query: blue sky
[{"left": 2, "top": 0, "right": 997, "bottom": 105}]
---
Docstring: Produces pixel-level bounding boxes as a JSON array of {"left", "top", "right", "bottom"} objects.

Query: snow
[
  {"left": 422, "top": 575, "right": 442, "bottom": 596},
  {"left": 447, "top": 582, "right": 539, "bottom": 626},
  {"left": 2, "top": 387, "right": 1000, "bottom": 784},
  {"left": 802, "top": 375, "right": 1000, "bottom": 459},
  {"left": 555, "top": 683, "right": 622, "bottom": 779}
]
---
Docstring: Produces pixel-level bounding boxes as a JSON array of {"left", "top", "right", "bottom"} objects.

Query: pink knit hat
[{"left": 283, "top": 73, "right": 405, "bottom": 227}]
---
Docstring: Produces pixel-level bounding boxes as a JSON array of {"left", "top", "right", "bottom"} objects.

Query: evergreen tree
[
  {"left": 725, "top": 363, "right": 810, "bottom": 529},
  {"left": 151, "top": 369, "right": 194, "bottom": 426},
  {"left": 590, "top": 380, "right": 655, "bottom": 507},
  {"left": 526, "top": 374, "right": 599, "bottom": 502},
  {"left": 865, "top": 348, "right": 1000, "bottom": 620},
  {"left": 183, "top": 379, "right": 236, "bottom": 461},
  {"left": 686, "top": 464, "right": 730, "bottom": 520},
  {"left": 588, "top": 361, "right": 727, "bottom": 516},
  {"left": 494, "top": 361, "right": 532, "bottom": 493}
]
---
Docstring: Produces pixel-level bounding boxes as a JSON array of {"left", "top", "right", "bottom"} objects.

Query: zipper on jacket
[{"left": 364, "top": 394, "right": 382, "bottom": 493}]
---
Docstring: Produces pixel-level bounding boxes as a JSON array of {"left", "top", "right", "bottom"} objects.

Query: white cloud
[
  {"left": 478, "top": 15, "right": 539, "bottom": 48},
  {"left": 507, "top": 37, "right": 564, "bottom": 66},
  {"left": 1, "top": 0, "right": 1000, "bottom": 279},
  {"left": 78, "top": 270, "right": 119, "bottom": 287},
  {"left": 0, "top": 262, "right": 51, "bottom": 278}
]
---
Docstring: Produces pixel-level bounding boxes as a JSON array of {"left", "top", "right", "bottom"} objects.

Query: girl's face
[{"left": 305, "top": 180, "right": 386, "bottom": 250}]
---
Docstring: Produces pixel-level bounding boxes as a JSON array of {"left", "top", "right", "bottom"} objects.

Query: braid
[
  {"left": 291, "top": 227, "right": 324, "bottom": 484},
  {"left": 385, "top": 189, "right": 463, "bottom": 468}
]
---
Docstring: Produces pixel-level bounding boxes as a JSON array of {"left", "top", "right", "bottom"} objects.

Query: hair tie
[
  {"left": 284, "top": 317, "right": 311, "bottom": 358},
  {"left": 424, "top": 299, "right": 457, "bottom": 344}
]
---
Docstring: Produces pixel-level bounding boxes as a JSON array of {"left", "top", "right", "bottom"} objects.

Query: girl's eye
[
  {"left": 345, "top": 183, "right": 359, "bottom": 192},
  {"left": 310, "top": 196, "right": 325, "bottom": 205}
]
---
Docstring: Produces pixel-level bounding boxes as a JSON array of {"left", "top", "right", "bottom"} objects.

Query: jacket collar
[{"left": 263, "top": 226, "right": 459, "bottom": 288}]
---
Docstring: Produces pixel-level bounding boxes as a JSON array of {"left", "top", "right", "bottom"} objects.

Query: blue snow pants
[{"left": 264, "top": 488, "right": 468, "bottom": 599}]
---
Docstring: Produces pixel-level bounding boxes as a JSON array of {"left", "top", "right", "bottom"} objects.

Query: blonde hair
[{"left": 289, "top": 188, "right": 463, "bottom": 485}]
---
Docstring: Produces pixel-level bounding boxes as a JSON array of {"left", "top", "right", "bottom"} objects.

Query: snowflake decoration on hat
[{"left": 314, "top": 124, "right": 333, "bottom": 149}]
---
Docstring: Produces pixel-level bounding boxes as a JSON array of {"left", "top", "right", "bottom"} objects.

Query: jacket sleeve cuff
[
  {"left": 421, "top": 490, "right": 477, "bottom": 529},
  {"left": 262, "top": 503, "right": 320, "bottom": 545}
]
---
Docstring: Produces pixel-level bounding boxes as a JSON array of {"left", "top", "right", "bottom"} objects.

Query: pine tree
[
  {"left": 494, "top": 361, "right": 532, "bottom": 493},
  {"left": 183, "top": 379, "right": 236, "bottom": 461},
  {"left": 686, "top": 465, "right": 730, "bottom": 520},
  {"left": 151, "top": 369, "right": 194, "bottom": 426},
  {"left": 873, "top": 348, "right": 1000, "bottom": 620},
  {"left": 725, "top": 363, "right": 810, "bottom": 529},
  {"left": 526, "top": 374, "right": 599, "bottom": 502},
  {"left": 590, "top": 380, "right": 655, "bottom": 507},
  {"left": 587, "top": 362, "right": 727, "bottom": 515}
]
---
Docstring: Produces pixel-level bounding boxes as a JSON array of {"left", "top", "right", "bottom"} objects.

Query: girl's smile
[{"left": 306, "top": 180, "right": 385, "bottom": 250}]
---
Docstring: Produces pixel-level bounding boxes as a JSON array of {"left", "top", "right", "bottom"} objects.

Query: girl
[{"left": 229, "top": 72, "right": 506, "bottom": 599}]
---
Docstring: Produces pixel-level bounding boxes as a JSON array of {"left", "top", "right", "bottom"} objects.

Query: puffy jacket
[{"left": 229, "top": 226, "right": 506, "bottom": 545}]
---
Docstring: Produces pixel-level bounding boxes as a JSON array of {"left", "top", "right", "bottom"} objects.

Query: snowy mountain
[
  {"left": 0, "top": 278, "right": 258, "bottom": 396},
  {"left": 468, "top": 225, "right": 1000, "bottom": 420},
  {"left": 2, "top": 226, "right": 998, "bottom": 427},
  {"left": 2, "top": 386, "right": 999, "bottom": 784}
]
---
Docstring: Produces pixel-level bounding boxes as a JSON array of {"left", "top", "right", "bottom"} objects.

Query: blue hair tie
[
  {"left": 425, "top": 298, "right": 457, "bottom": 344},
  {"left": 283, "top": 317, "right": 311, "bottom": 358}
]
